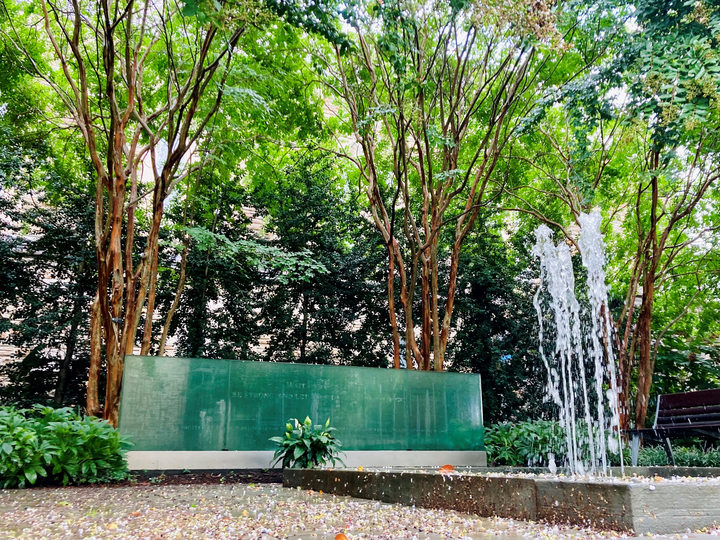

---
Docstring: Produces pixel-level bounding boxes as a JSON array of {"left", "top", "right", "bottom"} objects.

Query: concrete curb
[
  {"left": 469, "top": 466, "right": 720, "bottom": 478},
  {"left": 283, "top": 468, "right": 720, "bottom": 534}
]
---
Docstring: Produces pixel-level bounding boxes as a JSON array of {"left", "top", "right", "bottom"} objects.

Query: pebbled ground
[{"left": 0, "top": 483, "right": 718, "bottom": 540}]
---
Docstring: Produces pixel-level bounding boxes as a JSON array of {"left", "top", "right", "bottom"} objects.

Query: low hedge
[
  {"left": 0, "top": 405, "right": 131, "bottom": 488},
  {"left": 630, "top": 445, "right": 720, "bottom": 467},
  {"left": 485, "top": 420, "right": 720, "bottom": 468},
  {"left": 485, "top": 420, "right": 566, "bottom": 467}
]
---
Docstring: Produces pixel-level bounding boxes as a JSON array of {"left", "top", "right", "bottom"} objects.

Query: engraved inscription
[{"left": 118, "top": 356, "right": 483, "bottom": 452}]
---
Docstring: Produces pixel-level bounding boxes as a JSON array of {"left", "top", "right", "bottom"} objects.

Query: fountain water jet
[{"left": 533, "top": 211, "right": 623, "bottom": 476}]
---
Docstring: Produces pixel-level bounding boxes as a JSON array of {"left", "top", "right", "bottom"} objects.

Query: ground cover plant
[
  {"left": 0, "top": 405, "right": 131, "bottom": 488},
  {"left": 631, "top": 445, "right": 720, "bottom": 468},
  {"left": 486, "top": 420, "right": 720, "bottom": 468}
]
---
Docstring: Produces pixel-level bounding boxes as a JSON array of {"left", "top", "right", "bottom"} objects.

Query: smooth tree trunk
[
  {"left": 387, "top": 243, "right": 402, "bottom": 369},
  {"left": 140, "top": 248, "right": 160, "bottom": 355},
  {"left": 634, "top": 270, "right": 656, "bottom": 428},
  {"left": 631, "top": 170, "right": 659, "bottom": 428},
  {"left": 87, "top": 293, "right": 103, "bottom": 416},
  {"left": 420, "top": 262, "right": 431, "bottom": 370}
]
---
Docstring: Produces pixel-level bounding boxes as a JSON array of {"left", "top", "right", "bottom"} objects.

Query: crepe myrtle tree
[
  {"left": 317, "top": 0, "right": 594, "bottom": 370},
  {"left": 0, "top": 0, "right": 264, "bottom": 424},
  {"left": 612, "top": 0, "right": 720, "bottom": 430},
  {"left": 504, "top": 0, "right": 720, "bottom": 429}
]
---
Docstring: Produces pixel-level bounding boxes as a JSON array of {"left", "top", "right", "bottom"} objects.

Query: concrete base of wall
[
  {"left": 284, "top": 468, "right": 720, "bottom": 534},
  {"left": 127, "top": 450, "right": 486, "bottom": 471},
  {"left": 128, "top": 451, "right": 277, "bottom": 471}
]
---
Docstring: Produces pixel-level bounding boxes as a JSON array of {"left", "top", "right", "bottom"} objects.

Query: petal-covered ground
[{"left": 0, "top": 483, "right": 718, "bottom": 540}]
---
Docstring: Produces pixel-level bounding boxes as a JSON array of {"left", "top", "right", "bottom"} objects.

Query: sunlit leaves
[
  {"left": 183, "top": 226, "right": 327, "bottom": 285},
  {"left": 621, "top": 0, "right": 720, "bottom": 151}
]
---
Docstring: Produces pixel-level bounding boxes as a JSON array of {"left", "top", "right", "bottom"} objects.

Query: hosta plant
[
  {"left": 0, "top": 405, "right": 131, "bottom": 488},
  {"left": 270, "top": 417, "right": 345, "bottom": 469}
]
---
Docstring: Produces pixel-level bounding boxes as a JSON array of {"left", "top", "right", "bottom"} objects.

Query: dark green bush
[
  {"left": 0, "top": 405, "right": 131, "bottom": 488},
  {"left": 487, "top": 420, "right": 720, "bottom": 469},
  {"left": 485, "top": 420, "right": 566, "bottom": 466},
  {"left": 270, "top": 416, "right": 345, "bottom": 469},
  {"left": 631, "top": 445, "right": 720, "bottom": 467}
]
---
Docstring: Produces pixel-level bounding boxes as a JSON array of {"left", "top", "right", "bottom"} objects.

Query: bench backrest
[{"left": 653, "top": 388, "right": 720, "bottom": 429}]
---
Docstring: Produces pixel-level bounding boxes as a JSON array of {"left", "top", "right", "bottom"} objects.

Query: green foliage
[
  {"left": 183, "top": 226, "right": 327, "bottom": 284},
  {"left": 0, "top": 405, "right": 131, "bottom": 488},
  {"left": 251, "top": 151, "right": 390, "bottom": 366},
  {"left": 3, "top": 0, "right": 720, "bottom": 428},
  {"left": 0, "top": 128, "right": 95, "bottom": 408},
  {"left": 622, "top": 0, "right": 720, "bottom": 151},
  {"left": 269, "top": 416, "right": 345, "bottom": 469},
  {"left": 652, "top": 337, "right": 720, "bottom": 399},
  {"left": 632, "top": 445, "right": 720, "bottom": 468},
  {"left": 180, "top": 0, "right": 352, "bottom": 51},
  {"left": 154, "top": 177, "right": 261, "bottom": 360},
  {"left": 487, "top": 422, "right": 720, "bottom": 469},
  {"left": 449, "top": 225, "right": 547, "bottom": 423},
  {"left": 485, "top": 421, "right": 566, "bottom": 467},
  {"left": 263, "top": 0, "right": 352, "bottom": 52}
]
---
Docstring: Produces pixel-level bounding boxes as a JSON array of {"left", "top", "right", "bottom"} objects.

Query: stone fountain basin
[{"left": 284, "top": 467, "right": 720, "bottom": 534}]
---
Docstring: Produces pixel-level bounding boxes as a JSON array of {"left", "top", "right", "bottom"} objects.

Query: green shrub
[
  {"left": 270, "top": 416, "right": 345, "bottom": 469},
  {"left": 485, "top": 420, "right": 616, "bottom": 468},
  {"left": 0, "top": 405, "right": 131, "bottom": 488},
  {"left": 485, "top": 420, "right": 566, "bottom": 467},
  {"left": 514, "top": 420, "right": 566, "bottom": 466},
  {"left": 633, "top": 445, "right": 668, "bottom": 466},
  {"left": 485, "top": 422, "right": 523, "bottom": 466},
  {"left": 486, "top": 420, "right": 720, "bottom": 469},
  {"left": 631, "top": 445, "right": 720, "bottom": 467}
]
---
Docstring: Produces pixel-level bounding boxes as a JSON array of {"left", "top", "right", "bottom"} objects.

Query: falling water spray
[{"left": 533, "top": 211, "right": 624, "bottom": 476}]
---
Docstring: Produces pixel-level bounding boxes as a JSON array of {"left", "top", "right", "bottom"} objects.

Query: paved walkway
[{"left": 0, "top": 483, "right": 718, "bottom": 539}]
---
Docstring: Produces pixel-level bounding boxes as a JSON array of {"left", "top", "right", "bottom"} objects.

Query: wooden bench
[{"left": 628, "top": 388, "right": 720, "bottom": 466}]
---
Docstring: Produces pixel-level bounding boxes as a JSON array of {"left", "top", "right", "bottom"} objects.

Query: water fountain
[
  {"left": 283, "top": 211, "right": 720, "bottom": 535},
  {"left": 532, "top": 211, "right": 623, "bottom": 476}
]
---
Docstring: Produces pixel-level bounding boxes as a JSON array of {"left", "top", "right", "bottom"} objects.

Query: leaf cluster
[
  {"left": 183, "top": 226, "right": 328, "bottom": 285},
  {"left": 181, "top": 0, "right": 352, "bottom": 51},
  {"left": 0, "top": 405, "right": 131, "bottom": 488},
  {"left": 448, "top": 225, "right": 547, "bottom": 423},
  {"left": 250, "top": 151, "right": 390, "bottom": 366},
  {"left": 484, "top": 420, "right": 566, "bottom": 467},
  {"left": 620, "top": 0, "right": 720, "bottom": 151},
  {"left": 269, "top": 416, "right": 345, "bottom": 468},
  {"left": 630, "top": 444, "right": 720, "bottom": 467},
  {"left": 263, "top": 0, "right": 352, "bottom": 52},
  {"left": 0, "top": 128, "right": 95, "bottom": 407}
]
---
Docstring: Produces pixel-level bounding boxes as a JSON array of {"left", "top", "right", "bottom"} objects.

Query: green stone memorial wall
[{"left": 118, "top": 356, "right": 484, "bottom": 452}]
